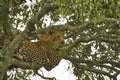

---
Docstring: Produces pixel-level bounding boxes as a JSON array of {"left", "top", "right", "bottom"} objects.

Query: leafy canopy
[{"left": 0, "top": 0, "right": 120, "bottom": 80}]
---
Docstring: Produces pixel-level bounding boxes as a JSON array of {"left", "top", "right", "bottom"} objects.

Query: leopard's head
[{"left": 39, "top": 30, "right": 64, "bottom": 46}]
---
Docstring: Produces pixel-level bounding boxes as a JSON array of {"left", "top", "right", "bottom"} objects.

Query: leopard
[{"left": 18, "top": 29, "right": 64, "bottom": 71}]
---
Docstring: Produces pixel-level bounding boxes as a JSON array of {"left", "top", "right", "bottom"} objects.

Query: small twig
[
  {"left": 37, "top": 73, "right": 54, "bottom": 80},
  {"left": 34, "top": 70, "right": 54, "bottom": 80}
]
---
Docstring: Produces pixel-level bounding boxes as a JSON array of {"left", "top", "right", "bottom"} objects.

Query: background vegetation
[{"left": 0, "top": 0, "right": 120, "bottom": 80}]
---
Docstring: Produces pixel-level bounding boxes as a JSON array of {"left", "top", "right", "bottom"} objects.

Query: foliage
[
  {"left": 8, "top": 69, "right": 32, "bottom": 80},
  {"left": 0, "top": 0, "right": 120, "bottom": 80}
]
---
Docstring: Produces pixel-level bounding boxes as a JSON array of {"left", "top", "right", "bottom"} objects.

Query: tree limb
[
  {"left": 77, "top": 64, "right": 117, "bottom": 80},
  {"left": 65, "top": 57, "right": 120, "bottom": 80}
]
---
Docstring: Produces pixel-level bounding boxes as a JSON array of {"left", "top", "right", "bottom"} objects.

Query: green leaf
[
  {"left": 85, "top": 75, "right": 90, "bottom": 80},
  {"left": 84, "top": 44, "right": 92, "bottom": 54},
  {"left": 59, "top": 49, "right": 67, "bottom": 58}
]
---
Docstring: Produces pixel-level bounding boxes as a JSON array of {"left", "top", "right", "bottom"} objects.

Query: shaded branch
[
  {"left": 65, "top": 57, "right": 120, "bottom": 79},
  {"left": 65, "top": 57, "right": 120, "bottom": 69},
  {"left": 66, "top": 35, "right": 120, "bottom": 50},
  {"left": 98, "top": 60, "right": 120, "bottom": 68},
  {"left": 77, "top": 64, "right": 117, "bottom": 80}
]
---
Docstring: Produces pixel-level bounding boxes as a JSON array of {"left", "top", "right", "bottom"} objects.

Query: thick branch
[
  {"left": 12, "top": 58, "right": 42, "bottom": 70},
  {"left": 65, "top": 57, "right": 120, "bottom": 68},
  {"left": 27, "top": 3, "right": 58, "bottom": 27},
  {"left": 67, "top": 35, "right": 120, "bottom": 50},
  {"left": 36, "top": 21, "right": 93, "bottom": 34}
]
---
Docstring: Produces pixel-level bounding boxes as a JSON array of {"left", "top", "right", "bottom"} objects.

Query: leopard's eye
[{"left": 49, "top": 31, "right": 54, "bottom": 35}]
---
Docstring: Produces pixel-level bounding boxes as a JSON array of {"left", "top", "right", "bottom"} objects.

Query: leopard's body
[{"left": 18, "top": 30, "right": 64, "bottom": 71}]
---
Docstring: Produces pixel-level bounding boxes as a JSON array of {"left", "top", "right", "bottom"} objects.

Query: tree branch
[
  {"left": 35, "top": 72, "right": 54, "bottom": 80},
  {"left": 65, "top": 57, "right": 120, "bottom": 68},
  {"left": 65, "top": 57, "right": 120, "bottom": 80},
  {"left": 12, "top": 58, "right": 42, "bottom": 70},
  {"left": 12, "top": 58, "right": 54, "bottom": 80},
  {"left": 77, "top": 64, "right": 117, "bottom": 80}
]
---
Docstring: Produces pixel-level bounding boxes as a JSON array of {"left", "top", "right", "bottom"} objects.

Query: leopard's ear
[{"left": 48, "top": 30, "right": 54, "bottom": 35}]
